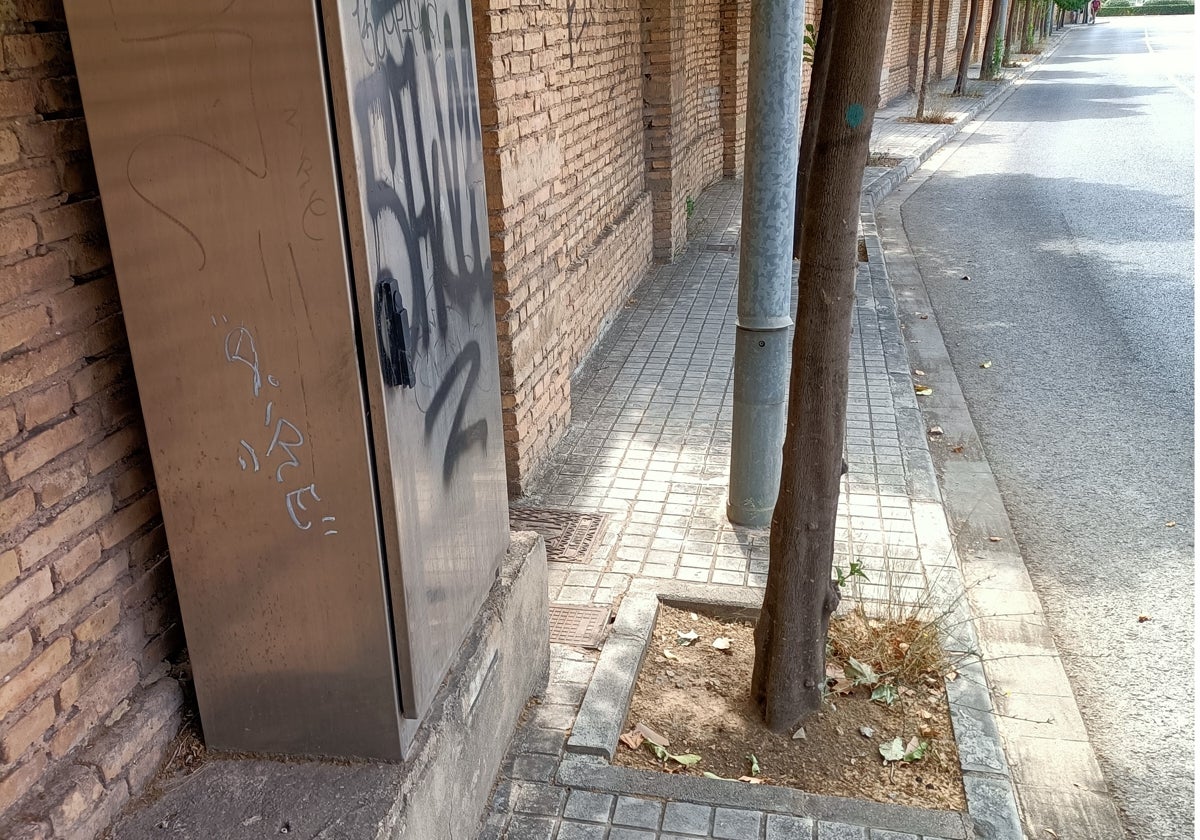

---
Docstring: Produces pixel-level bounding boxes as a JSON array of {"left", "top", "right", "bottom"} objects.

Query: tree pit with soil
[{"left": 613, "top": 604, "right": 967, "bottom": 811}]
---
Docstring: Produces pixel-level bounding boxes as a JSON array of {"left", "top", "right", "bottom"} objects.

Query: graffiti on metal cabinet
[{"left": 352, "top": 0, "right": 494, "bottom": 484}]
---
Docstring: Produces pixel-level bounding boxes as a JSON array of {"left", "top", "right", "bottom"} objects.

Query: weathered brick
[
  {"left": 112, "top": 458, "right": 153, "bottom": 503},
  {"left": 46, "top": 765, "right": 103, "bottom": 837},
  {"left": 92, "top": 679, "right": 183, "bottom": 783},
  {"left": 0, "top": 550, "right": 17, "bottom": 588},
  {"left": 3, "top": 32, "right": 71, "bottom": 71},
  {"left": 0, "top": 128, "right": 19, "bottom": 165},
  {"left": 0, "top": 166, "right": 59, "bottom": 212},
  {"left": 0, "top": 487, "right": 35, "bottom": 536},
  {"left": 29, "top": 460, "right": 86, "bottom": 508},
  {"left": 59, "top": 778, "right": 129, "bottom": 840},
  {"left": 73, "top": 596, "right": 119, "bottom": 644},
  {"left": 46, "top": 704, "right": 97, "bottom": 759},
  {"left": 14, "top": 118, "right": 88, "bottom": 159},
  {"left": 35, "top": 198, "right": 102, "bottom": 244},
  {"left": 0, "top": 335, "right": 79, "bottom": 398},
  {"left": 0, "top": 696, "right": 55, "bottom": 762},
  {"left": 0, "top": 747, "right": 45, "bottom": 813},
  {"left": 0, "top": 406, "right": 18, "bottom": 445},
  {"left": 68, "top": 355, "right": 125, "bottom": 403},
  {"left": 123, "top": 556, "right": 171, "bottom": 610},
  {"left": 51, "top": 534, "right": 100, "bottom": 585},
  {"left": 20, "top": 382, "right": 71, "bottom": 430},
  {"left": 0, "top": 568, "right": 52, "bottom": 634},
  {"left": 0, "top": 79, "right": 37, "bottom": 118},
  {"left": 49, "top": 275, "right": 116, "bottom": 330},
  {"left": 0, "top": 304, "right": 51, "bottom": 355},
  {"left": 99, "top": 491, "right": 158, "bottom": 550},
  {"left": 56, "top": 155, "right": 98, "bottom": 198},
  {"left": 140, "top": 622, "right": 183, "bottom": 674},
  {"left": 16, "top": 489, "right": 111, "bottom": 570},
  {"left": 129, "top": 524, "right": 167, "bottom": 572},
  {"left": 0, "top": 250, "right": 70, "bottom": 306},
  {"left": 0, "top": 627, "right": 33, "bottom": 678},
  {"left": 36, "top": 76, "right": 82, "bottom": 115},
  {"left": 34, "top": 553, "right": 124, "bottom": 638},
  {"left": 0, "top": 636, "right": 71, "bottom": 713},
  {"left": 86, "top": 424, "right": 142, "bottom": 476},
  {"left": 62, "top": 235, "right": 112, "bottom": 277},
  {"left": 2, "top": 413, "right": 89, "bottom": 481}
]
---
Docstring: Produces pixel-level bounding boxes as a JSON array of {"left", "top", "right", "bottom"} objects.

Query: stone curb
[
  {"left": 872, "top": 28, "right": 1128, "bottom": 839},
  {"left": 563, "top": 581, "right": 1028, "bottom": 840}
]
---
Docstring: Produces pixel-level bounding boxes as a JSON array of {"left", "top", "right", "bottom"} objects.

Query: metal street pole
[{"left": 727, "top": 0, "right": 804, "bottom": 526}]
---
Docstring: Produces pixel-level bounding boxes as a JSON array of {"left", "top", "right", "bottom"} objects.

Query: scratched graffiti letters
[
  {"left": 215, "top": 318, "right": 336, "bottom": 535},
  {"left": 353, "top": 0, "right": 495, "bottom": 483}
]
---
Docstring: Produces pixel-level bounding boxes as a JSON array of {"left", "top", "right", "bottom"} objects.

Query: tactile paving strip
[
  {"left": 509, "top": 507, "right": 608, "bottom": 564},
  {"left": 546, "top": 604, "right": 610, "bottom": 648}
]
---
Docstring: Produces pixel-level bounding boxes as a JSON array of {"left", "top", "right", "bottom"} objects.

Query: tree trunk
[
  {"left": 1002, "top": 0, "right": 1018, "bottom": 64},
  {"left": 954, "top": 0, "right": 983, "bottom": 94},
  {"left": 793, "top": 0, "right": 837, "bottom": 259},
  {"left": 915, "top": 0, "right": 937, "bottom": 120},
  {"left": 981, "top": 0, "right": 1010, "bottom": 80},
  {"left": 757, "top": 0, "right": 894, "bottom": 734}
]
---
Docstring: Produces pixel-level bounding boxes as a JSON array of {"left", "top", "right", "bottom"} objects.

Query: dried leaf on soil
[
  {"left": 1138, "top": 615, "right": 1151, "bottom": 623},
  {"left": 662, "top": 648, "right": 677, "bottom": 660},
  {"left": 859, "top": 726, "right": 875, "bottom": 739},
  {"left": 871, "top": 684, "right": 899, "bottom": 706},
  {"left": 845, "top": 657, "right": 879, "bottom": 686},
  {"left": 747, "top": 754, "right": 761, "bottom": 776},
  {"left": 980, "top": 361, "right": 992, "bottom": 369},
  {"left": 914, "top": 385, "right": 933, "bottom": 396},
  {"left": 928, "top": 426, "right": 943, "bottom": 436},
  {"left": 677, "top": 630, "right": 699, "bottom": 645},
  {"left": 880, "top": 738, "right": 905, "bottom": 762},
  {"left": 619, "top": 730, "right": 645, "bottom": 750},
  {"left": 792, "top": 727, "right": 807, "bottom": 740},
  {"left": 739, "top": 776, "right": 764, "bottom": 784},
  {"left": 712, "top": 637, "right": 732, "bottom": 651}
]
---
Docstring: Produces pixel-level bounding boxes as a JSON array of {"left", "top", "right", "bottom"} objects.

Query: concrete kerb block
[
  {"left": 961, "top": 774, "right": 1023, "bottom": 840},
  {"left": 944, "top": 660, "right": 1008, "bottom": 776}
]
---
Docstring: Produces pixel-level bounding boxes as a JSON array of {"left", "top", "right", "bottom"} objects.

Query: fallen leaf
[
  {"left": 1043, "top": 829, "right": 1060, "bottom": 839},
  {"left": 928, "top": 426, "right": 944, "bottom": 436},
  {"left": 921, "top": 710, "right": 933, "bottom": 720},
  {"left": 988, "top": 536, "right": 1001, "bottom": 542},
  {"left": 830, "top": 678, "right": 854, "bottom": 695},
  {"left": 859, "top": 726, "right": 876, "bottom": 738},
  {"left": 677, "top": 630, "right": 699, "bottom": 646},
  {"left": 747, "top": 754, "right": 761, "bottom": 776},
  {"left": 913, "top": 369, "right": 926, "bottom": 376},
  {"left": 950, "top": 444, "right": 964, "bottom": 454},
  {"left": 619, "top": 730, "right": 644, "bottom": 750},
  {"left": 944, "top": 669, "right": 958, "bottom": 682},
  {"left": 712, "top": 637, "right": 732, "bottom": 651},
  {"left": 1166, "top": 521, "right": 1177, "bottom": 528},
  {"left": 871, "top": 684, "right": 900, "bottom": 706},
  {"left": 648, "top": 742, "right": 669, "bottom": 762},
  {"left": 904, "top": 738, "right": 930, "bottom": 761},
  {"left": 792, "top": 727, "right": 807, "bottom": 740},
  {"left": 845, "top": 657, "right": 879, "bottom": 686},
  {"left": 1138, "top": 615, "right": 1151, "bottom": 623},
  {"left": 702, "top": 771, "right": 731, "bottom": 780},
  {"left": 919, "top": 314, "right": 929, "bottom": 320},
  {"left": 879, "top": 737, "right": 905, "bottom": 762},
  {"left": 635, "top": 722, "right": 669, "bottom": 747},
  {"left": 689, "top": 612, "right": 700, "bottom": 621},
  {"left": 980, "top": 361, "right": 992, "bottom": 369},
  {"left": 914, "top": 385, "right": 933, "bottom": 396},
  {"left": 672, "top": 753, "right": 702, "bottom": 767},
  {"left": 662, "top": 649, "right": 678, "bottom": 660},
  {"left": 826, "top": 664, "right": 847, "bottom": 680},
  {"left": 738, "top": 776, "right": 764, "bottom": 784}
]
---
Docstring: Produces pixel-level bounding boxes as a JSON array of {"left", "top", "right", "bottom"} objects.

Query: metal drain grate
[
  {"left": 547, "top": 604, "right": 610, "bottom": 648},
  {"left": 510, "top": 507, "right": 608, "bottom": 564}
]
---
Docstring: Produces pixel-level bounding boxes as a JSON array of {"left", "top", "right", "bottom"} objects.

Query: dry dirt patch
[{"left": 613, "top": 604, "right": 966, "bottom": 811}]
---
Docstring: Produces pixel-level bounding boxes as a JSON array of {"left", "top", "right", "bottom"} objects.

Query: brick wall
[
  {"left": 718, "top": 0, "right": 750, "bottom": 175},
  {"left": 475, "top": 0, "right": 654, "bottom": 492},
  {"left": 0, "top": 3, "right": 183, "bottom": 838}
]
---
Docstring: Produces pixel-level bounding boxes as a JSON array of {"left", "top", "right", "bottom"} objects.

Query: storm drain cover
[
  {"left": 547, "top": 604, "right": 610, "bottom": 648},
  {"left": 510, "top": 507, "right": 608, "bottom": 564}
]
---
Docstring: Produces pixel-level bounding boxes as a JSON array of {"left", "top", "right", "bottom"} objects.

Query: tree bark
[
  {"left": 756, "top": 0, "right": 894, "bottom": 734},
  {"left": 792, "top": 0, "right": 836, "bottom": 260},
  {"left": 981, "top": 0, "right": 1010, "bottom": 80},
  {"left": 915, "top": 0, "right": 937, "bottom": 120},
  {"left": 1002, "top": 0, "right": 1018, "bottom": 65},
  {"left": 954, "top": 0, "right": 983, "bottom": 94}
]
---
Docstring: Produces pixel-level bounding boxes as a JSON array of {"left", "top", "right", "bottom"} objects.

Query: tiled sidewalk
[{"left": 484, "top": 76, "right": 1031, "bottom": 840}]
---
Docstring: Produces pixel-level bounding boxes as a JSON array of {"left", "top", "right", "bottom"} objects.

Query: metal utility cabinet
[{"left": 62, "top": 1, "right": 509, "bottom": 760}]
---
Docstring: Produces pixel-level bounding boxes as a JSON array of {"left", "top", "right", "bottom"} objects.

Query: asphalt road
[{"left": 898, "top": 18, "right": 1194, "bottom": 838}]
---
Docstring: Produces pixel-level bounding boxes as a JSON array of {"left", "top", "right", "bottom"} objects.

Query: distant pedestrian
[{"left": 1090, "top": 0, "right": 1100, "bottom": 23}]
